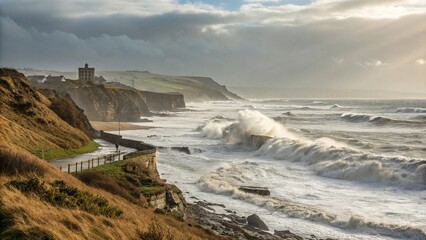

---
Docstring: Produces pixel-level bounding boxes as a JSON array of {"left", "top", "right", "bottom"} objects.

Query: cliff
[
  {"left": 0, "top": 68, "right": 92, "bottom": 155},
  {"left": 19, "top": 69, "right": 244, "bottom": 102},
  {"left": 98, "top": 71, "right": 245, "bottom": 102},
  {"left": 38, "top": 89, "right": 94, "bottom": 137},
  {"left": 0, "top": 146, "right": 223, "bottom": 239},
  {"left": 31, "top": 80, "right": 185, "bottom": 121},
  {"left": 0, "top": 69, "right": 223, "bottom": 240}
]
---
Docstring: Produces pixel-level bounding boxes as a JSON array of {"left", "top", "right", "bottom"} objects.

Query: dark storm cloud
[{"left": 0, "top": 0, "right": 425, "bottom": 93}]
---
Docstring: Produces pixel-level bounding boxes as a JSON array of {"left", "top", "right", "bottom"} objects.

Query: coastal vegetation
[
  {"left": 0, "top": 68, "right": 224, "bottom": 240},
  {"left": 41, "top": 141, "right": 99, "bottom": 161}
]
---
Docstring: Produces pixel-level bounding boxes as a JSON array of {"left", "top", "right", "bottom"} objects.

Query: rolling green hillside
[{"left": 19, "top": 69, "right": 244, "bottom": 102}]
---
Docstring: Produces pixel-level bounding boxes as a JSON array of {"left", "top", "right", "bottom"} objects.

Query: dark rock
[
  {"left": 247, "top": 214, "right": 269, "bottom": 231},
  {"left": 249, "top": 135, "right": 273, "bottom": 149},
  {"left": 239, "top": 186, "right": 271, "bottom": 196},
  {"left": 171, "top": 147, "right": 191, "bottom": 154},
  {"left": 274, "top": 230, "right": 303, "bottom": 240}
]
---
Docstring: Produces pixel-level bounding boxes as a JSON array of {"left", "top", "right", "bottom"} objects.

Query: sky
[{"left": 0, "top": 0, "right": 425, "bottom": 94}]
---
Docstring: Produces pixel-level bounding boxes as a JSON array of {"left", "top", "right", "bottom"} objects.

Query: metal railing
[{"left": 58, "top": 151, "right": 121, "bottom": 174}]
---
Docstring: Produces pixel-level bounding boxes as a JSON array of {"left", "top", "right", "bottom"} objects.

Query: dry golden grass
[
  {"left": 0, "top": 146, "right": 225, "bottom": 240},
  {"left": 0, "top": 69, "right": 91, "bottom": 156}
]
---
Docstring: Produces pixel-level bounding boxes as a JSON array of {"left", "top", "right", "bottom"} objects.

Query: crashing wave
[
  {"left": 397, "top": 107, "right": 426, "bottom": 113},
  {"left": 331, "top": 104, "right": 343, "bottom": 108},
  {"left": 257, "top": 137, "right": 426, "bottom": 187},
  {"left": 197, "top": 110, "right": 426, "bottom": 187},
  {"left": 341, "top": 112, "right": 399, "bottom": 125},
  {"left": 197, "top": 162, "right": 426, "bottom": 240}
]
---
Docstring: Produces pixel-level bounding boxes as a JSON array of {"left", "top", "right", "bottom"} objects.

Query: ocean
[{"left": 120, "top": 99, "right": 426, "bottom": 240}]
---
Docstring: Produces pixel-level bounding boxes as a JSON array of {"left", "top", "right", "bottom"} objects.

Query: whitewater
[{"left": 120, "top": 99, "right": 426, "bottom": 240}]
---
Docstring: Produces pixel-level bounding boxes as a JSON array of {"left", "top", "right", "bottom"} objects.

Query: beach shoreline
[{"left": 90, "top": 121, "right": 153, "bottom": 131}]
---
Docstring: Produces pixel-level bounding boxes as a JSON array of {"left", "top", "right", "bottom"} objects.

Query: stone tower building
[{"left": 78, "top": 63, "right": 95, "bottom": 81}]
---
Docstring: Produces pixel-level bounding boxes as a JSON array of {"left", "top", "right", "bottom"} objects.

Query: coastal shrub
[
  {"left": 77, "top": 170, "right": 140, "bottom": 204},
  {"left": 137, "top": 220, "right": 174, "bottom": 240},
  {"left": 140, "top": 185, "right": 165, "bottom": 196},
  {"left": 8, "top": 178, "right": 123, "bottom": 218}
]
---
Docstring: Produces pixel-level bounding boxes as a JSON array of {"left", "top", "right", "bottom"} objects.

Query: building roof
[
  {"left": 27, "top": 75, "right": 46, "bottom": 81},
  {"left": 94, "top": 75, "right": 107, "bottom": 82},
  {"left": 46, "top": 75, "right": 65, "bottom": 81}
]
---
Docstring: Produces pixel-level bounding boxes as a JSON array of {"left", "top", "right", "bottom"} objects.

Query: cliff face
[
  {"left": 0, "top": 69, "right": 91, "bottom": 153},
  {"left": 39, "top": 89, "right": 94, "bottom": 136},
  {"left": 140, "top": 91, "right": 185, "bottom": 112},
  {"left": 66, "top": 85, "right": 151, "bottom": 122},
  {"left": 32, "top": 81, "right": 186, "bottom": 121}
]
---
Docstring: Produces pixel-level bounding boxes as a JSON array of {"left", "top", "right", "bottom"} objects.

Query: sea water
[{"left": 120, "top": 99, "right": 426, "bottom": 240}]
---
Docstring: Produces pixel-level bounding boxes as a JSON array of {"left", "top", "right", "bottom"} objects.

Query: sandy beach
[{"left": 90, "top": 121, "right": 152, "bottom": 131}]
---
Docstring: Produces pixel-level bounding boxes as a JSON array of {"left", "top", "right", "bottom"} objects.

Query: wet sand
[{"left": 90, "top": 121, "right": 152, "bottom": 131}]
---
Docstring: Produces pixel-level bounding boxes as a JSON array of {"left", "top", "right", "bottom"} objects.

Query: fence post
[
  {"left": 81, "top": 162, "right": 83, "bottom": 172},
  {"left": 104, "top": 156, "right": 106, "bottom": 164},
  {"left": 67, "top": 164, "right": 70, "bottom": 174},
  {"left": 75, "top": 162, "right": 78, "bottom": 173},
  {"left": 97, "top": 157, "right": 99, "bottom": 167},
  {"left": 59, "top": 166, "right": 62, "bottom": 171},
  {"left": 88, "top": 160, "right": 90, "bottom": 169},
  {"left": 92, "top": 159, "right": 94, "bottom": 168}
]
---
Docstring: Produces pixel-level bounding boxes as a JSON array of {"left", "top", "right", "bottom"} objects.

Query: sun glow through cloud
[{"left": 0, "top": 0, "right": 425, "bottom": 94}]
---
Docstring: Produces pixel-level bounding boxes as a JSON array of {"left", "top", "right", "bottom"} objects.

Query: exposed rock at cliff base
[{"left": 247, "top": 214, "right": 269, "bottom": 231}]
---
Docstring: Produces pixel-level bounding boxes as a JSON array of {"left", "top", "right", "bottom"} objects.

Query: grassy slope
[
  {"left": 42, "top": 141, "right": 99, "bottom": 161},
  {"left": 0, "top": 145, "right": 223, "bottom": 240},
  {"left": 0, "top": 69, "right": 94, "bottom": 160},
  {"left": 99, "top": 71, "right": 230, "bottom": 102}
]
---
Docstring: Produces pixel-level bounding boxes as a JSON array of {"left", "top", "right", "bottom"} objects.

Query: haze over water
[{"left": 119, "top": 99, "right": 426, "bottom": 239}]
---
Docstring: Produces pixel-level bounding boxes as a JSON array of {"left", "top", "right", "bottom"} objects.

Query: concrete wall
[{"left": 100, "top": 131, "right": 157, "bottom": 156}]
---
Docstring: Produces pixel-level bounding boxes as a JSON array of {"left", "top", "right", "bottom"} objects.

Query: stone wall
[{"left": 100, "top": 131, "right": 156, "bottom": 153}]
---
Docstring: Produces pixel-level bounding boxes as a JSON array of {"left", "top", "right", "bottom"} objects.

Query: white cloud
[{"left": 416, "top": 58, "right": 426, "bottom": 65}]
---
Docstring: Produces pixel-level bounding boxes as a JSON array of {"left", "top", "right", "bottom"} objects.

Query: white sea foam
[
  {"left": 222, "top": 110, "right": 296, "bottom": 144},
  {"left": 198, "top": 110, "right": 426, "bottom": 187},
  {"left": 197, "top": 163, "right": 426, "bottom": 240}
]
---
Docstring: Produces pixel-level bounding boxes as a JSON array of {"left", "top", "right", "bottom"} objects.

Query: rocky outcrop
[
  {"left": 239, "top": 186, "right": 271, "bottom": 196},
  {"left": 249, "top": 135, "right": 273, "bottom": 149},
  {"left": 140, "top": 91, "right": 185, "bottom": 112},
  {"left": 274, "top": 230, "right": 304, "bottom": 240},
  {"left": 247, "top": 214, "right": 269, "bottom": 231}
]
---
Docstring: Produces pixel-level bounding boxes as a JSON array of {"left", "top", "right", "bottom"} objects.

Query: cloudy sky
[{"left": 0, "top": 0, "right": 425, "bottom": 93}]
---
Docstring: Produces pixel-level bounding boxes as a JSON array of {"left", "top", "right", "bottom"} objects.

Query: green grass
[
  {"left": 43, "top": 141, "right": 99, "bottom": 161},
  {"left": 8, "top": 178, "right": 123, "bottom": 218},
  {"left": 140, "top": 185, "right": 165, "bottom": 196},
  {"left": 92, "top": 160, "right": 125, "bottom": 179}
]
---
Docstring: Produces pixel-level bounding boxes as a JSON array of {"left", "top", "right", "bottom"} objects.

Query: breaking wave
[
  {"left": 197, "top": 110, "right": 426, "bottom": 187},
  {"left": 340, "top": 112, "right": 423, "bottom": 126},
  {"left": 397, "top": 107, "right": 426, "bottom": 113},
  {"left": 341, "top": 112, "right": 393, "bottom": 124},
  {"left": 257, "top": 137, "right": 426, "bottom": 187},
  {"left": 197, "top": 162, "right": 426, "bottom": 240}
]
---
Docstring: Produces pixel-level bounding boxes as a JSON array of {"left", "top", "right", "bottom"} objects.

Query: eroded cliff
[{"left": 32, "top": 81, "right": 186, "bottom": 121}]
